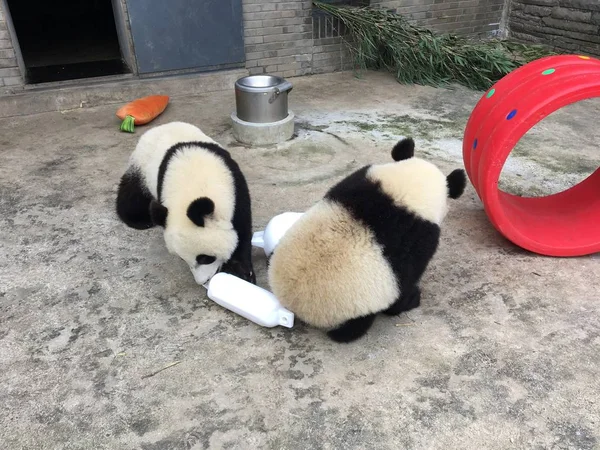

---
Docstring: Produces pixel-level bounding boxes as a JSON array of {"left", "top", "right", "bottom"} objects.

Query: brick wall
[
  {"left": 0, "top": 0, "right": 510, "bottom": 91},
  {"left": 242, "top": 0, "right": 315, "bottom": 77},
  {"left": 508, "top": 0, "right": 600, "bottom": 56},
  {"left": 311, "top": 8, "right": 353, "bottom": 75},
  {"left": 241, "top": 0, "right": 508, "bottom": 79},
  {"left": 308, "top": 0, "right": 508, "bottom": 76},
  {"left": 0, "top": 3, "right": 23, "bottom": 88},
  {"left": 371, "top": 0, "right": 506, "bottom": 35}
]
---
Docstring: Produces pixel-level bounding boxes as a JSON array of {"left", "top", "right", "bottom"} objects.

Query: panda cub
[
  {"left": 116, "top": 121, "right": 255, "bottom": 285},
  {"left": 268, "top": 138, "right": 466, "bottom": 343}
]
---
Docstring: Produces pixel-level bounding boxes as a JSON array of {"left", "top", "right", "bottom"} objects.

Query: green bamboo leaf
[{"left": 312, "top": 1, "right": 556, "bottom": 91}]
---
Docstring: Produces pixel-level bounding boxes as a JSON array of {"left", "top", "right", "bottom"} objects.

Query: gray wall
[{"left": 508, "top": 0, "right": 600, "bottom": 56}]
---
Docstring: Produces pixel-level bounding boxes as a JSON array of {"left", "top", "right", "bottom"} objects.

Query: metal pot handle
[
  {"left": 278, "top": 81, "right": 293, "bottom": 94},
  {"left": 269, "top": 81, "right": 294, "bottom": 103}
]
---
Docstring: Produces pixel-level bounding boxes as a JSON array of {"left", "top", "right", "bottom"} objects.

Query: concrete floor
[{"left": 1, "top": 71, "right": 599, "bottom": 450}]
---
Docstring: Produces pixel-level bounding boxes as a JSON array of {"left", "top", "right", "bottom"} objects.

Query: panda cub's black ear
[
  {"left": 149, "top": 200, "right": 168, "bottom": 227},
  {"left": 187, "top": 197, "right": 215, "bottom": 227},
  {"left": 391, "top": 137, "right": 415, "bottom": 161},
  {"left": 447, "top": 169, "right": 467, "bottom": 199}
]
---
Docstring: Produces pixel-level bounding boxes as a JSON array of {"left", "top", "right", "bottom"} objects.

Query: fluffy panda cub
[
  {"left": 268, "top": 138, "right": 466, "bottom": 343},
  {"left": 116, "top": 121, "right": 255, "bottom": 285}
]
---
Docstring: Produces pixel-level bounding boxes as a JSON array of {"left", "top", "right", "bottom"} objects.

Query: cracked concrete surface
[{"left": 1, "top": 71, "right": 599, "bottom": 449}]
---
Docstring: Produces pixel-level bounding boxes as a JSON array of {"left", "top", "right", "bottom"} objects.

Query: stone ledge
[
  {"left": 551, "top": 6, "right": 592, "bottom": 22},
  {"left": 231, "top": 111, "right": 295, "bottom": 146},
  {"left": 519, "top": 0, "right": 558, "bottom": 7},
  {"left": 511, "top": 18, "right": 600, "bottom": 42},
  {"left": 0, "top": 68, "right": 249, "bottom": 118},
  {"left": 558, "top": 0, "right": 600, "bottom": 12},
  {"left": 523, "top": 5, "right": 553, "bottom": 17},
  {"left": 542, "top": 16, "right": 598, "bottom": 34}
]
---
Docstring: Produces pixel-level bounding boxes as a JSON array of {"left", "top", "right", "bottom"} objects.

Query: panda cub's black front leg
[
  {"left": 382, "top": 286, "right": 422, "bottom": 316},
  {"left": 220, "top": 259, "right": 256, "bottom": 284},
  {"left": 219, "top": 223, "right": 256, "bottom": 284},
  {"left": 115, "top": 170, "right": 155, "bottom": 230},
  {"left": 220, "top": 239, "right": 256, "bottom": 285}
]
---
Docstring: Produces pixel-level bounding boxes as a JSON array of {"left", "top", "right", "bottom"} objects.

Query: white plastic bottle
[
  {"left": 205, "top": 272, "right": 294, "bottom": 328},
  {"left": 251, "top": 212, "right": 304, "bottom": 257}
]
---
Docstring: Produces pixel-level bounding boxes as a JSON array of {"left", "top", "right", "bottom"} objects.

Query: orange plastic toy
[
  {"left": 463, "top": 55, "right": 600, "bottom": 257},
  {"left": 116, "top": 95, "right": 170, "bottom": 133}
]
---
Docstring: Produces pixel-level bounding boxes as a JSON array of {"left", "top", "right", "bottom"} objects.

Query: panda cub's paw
[
  {"left": 327, "top": 314, "right": 377, "bottom": 343},
  {"left": 403, "top": 286, "right": 422, "bottom": 310},
  {"left": 220, "top": 259, "right": 256, "bottom": 284},
  {"left": 383, "top": 286, "right": 421, "bottom": 316}
]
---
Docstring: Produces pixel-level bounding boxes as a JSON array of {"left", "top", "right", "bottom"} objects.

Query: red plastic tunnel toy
[{"left": 463, "top": 54, "right": 600, "bottom": 257}]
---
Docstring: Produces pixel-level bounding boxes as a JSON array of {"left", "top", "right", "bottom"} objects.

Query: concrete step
[{"left": 0, "top": 68, "right": 249, "bottom": 118}]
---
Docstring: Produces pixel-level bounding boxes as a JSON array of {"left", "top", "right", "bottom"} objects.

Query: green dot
[
  {"left": 542, "top": 68, "right": 555, "bottom": 75},
  {"left": 486, "top": 88, "right": 495, "bottom": 98}
]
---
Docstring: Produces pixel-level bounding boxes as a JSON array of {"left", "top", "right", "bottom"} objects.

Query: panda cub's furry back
[
  {"left": 268, "top": 138, "right": 466, "bottom": 343},
  {"left": 116, "top": 121, "right": 254, "bottom": 285}
]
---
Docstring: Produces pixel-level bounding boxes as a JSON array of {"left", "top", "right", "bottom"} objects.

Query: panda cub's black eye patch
[{"left": 196, "top": 254, "right": 216, "bottom": 265}]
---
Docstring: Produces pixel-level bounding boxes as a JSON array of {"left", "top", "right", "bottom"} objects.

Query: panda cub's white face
[
  {"left": 191, "top": 260, "right": 221, "bottom": 286},
  {"left": 163, "top": 224, "right": 238, "bottom": 285}
]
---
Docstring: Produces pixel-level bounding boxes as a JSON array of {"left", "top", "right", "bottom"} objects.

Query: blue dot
[
  {"left": 473, "top": 139, "right": 478, "bottom": 150},
  {"left": 507, "top": 109, "right": 517, "bottom": 120}
]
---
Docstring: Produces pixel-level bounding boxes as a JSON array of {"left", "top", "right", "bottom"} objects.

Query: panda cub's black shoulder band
[{"left": 156, "top": 141, "right": 231, "bottom": 203}]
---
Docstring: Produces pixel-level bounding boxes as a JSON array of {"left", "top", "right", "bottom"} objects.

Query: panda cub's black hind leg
[
  {"left": 116, "top": 170, "right": 154, "bottom": 230},
  {"left": 382, "top": 286, "right": 422, "bottom": 316},
  {"left": 327, "top": 314, "right": 377, "bottom": 343}
]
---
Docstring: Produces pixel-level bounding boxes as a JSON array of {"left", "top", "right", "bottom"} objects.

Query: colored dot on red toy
[
  {"left": 578, "top": 55, "right": 590, "bottom": 60},
  {"left": 507, "top": 109, "right": 517, "bottom": 120},
  {"left": 486, "top": 89, "right": 495, "bottom": 98},
  {"left": 542, "top": 68, "right": 555, "bottom": 75},
  {"left": 473, "top": 139, "right": 478, "bottom": 150}
]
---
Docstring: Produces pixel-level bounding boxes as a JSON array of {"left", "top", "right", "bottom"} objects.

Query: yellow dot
[{"left": 578, "top": 55, "right": 591, "bottom": 60}]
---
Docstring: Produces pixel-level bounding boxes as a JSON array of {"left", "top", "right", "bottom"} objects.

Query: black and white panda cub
[
  {"left": 268, "top": 138, "right": 466, "bottom": 343},
  {"left": 116, "top": 121, "right": 255, "bottom": 285}
]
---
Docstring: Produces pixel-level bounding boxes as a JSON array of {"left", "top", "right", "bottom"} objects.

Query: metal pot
[{"left": 234, "top": 75, "right": 293, "bottom": 124}]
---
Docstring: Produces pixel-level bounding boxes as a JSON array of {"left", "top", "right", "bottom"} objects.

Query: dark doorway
[{"left": 6, "top": 0, "right": 128, "bottom": 84}]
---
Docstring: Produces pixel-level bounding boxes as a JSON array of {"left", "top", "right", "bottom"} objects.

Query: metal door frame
[
  {"left": 111, "top": 0, "right": 138, "bottom": 74},
  {"left": 0, "top": 0, "right": 27, "bottom": 83}
]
